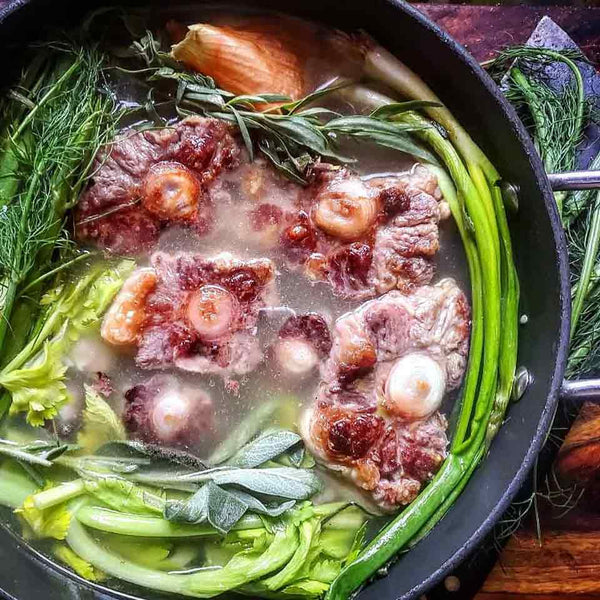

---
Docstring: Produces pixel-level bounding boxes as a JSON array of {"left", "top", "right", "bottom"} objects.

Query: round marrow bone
[
  {"left": 312, "top": 177, "right": 379, "bottom": 241},
  {"left": 186, "top": 284, "right": 238, "bottom": 341},
  {"left": 382, "top": 353, "right": 446, "bottom": 420},
  {"left": 151, "top": 387, "right": 211, "bottom": 443},
  {"left": 125, "top": 375, "right": 213, "bottom": 445},
  {"left": 275, "top": 337, "right": 320, "bottom": 377},
  {"left": 142, "top": 161, "right": 201, "bottom": 221}
]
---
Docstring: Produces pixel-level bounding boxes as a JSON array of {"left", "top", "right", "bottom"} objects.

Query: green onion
[{"left": 326, "top": 41, "right": 519, "bottom": 599}]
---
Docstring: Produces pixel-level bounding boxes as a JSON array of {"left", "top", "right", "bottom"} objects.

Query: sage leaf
[
  {"left": 96, "top": 440, "right": 207, "bottom": 471},
  {"left": 287, "top": 445, "right": 305, "bottom": 468},
  {"left": 227, "top": 489, "right": 296, "bottom": 517},
  {"left": 208, "top": 400, "right": 279, "bottom": 465},
  {"left": 165, "top": 481, "right": 248, "bottom": 534},
  {"left": 226, "top": 429, "right": 302, "bottom": 469},
  {"left": 0, "top": 438, "right": 73, "bottom": 467},
  {"left": 70, "top": 441, "right": 207, "bottom": 491},
  {"left": 184, "top": 467, "right": 322, "bottom": 500}
]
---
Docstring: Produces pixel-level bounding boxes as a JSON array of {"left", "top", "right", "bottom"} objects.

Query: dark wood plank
[
  {"left": 416, "top": 4, "right": 600, "bottom": 66},
  {"left": 478, "top": 595, "right": 600, "bottom": 600},
  {"left": 480, "top": 528, "right": 600, "bottom": 595}
]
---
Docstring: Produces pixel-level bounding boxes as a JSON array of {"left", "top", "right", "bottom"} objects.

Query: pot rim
[{"left": 0, "top": 1, "right": 571, "bottom": 599}]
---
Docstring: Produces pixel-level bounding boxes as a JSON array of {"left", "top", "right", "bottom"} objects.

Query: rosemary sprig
[{"left": 122, "top": 31, "right": 438, "bottom": 183}]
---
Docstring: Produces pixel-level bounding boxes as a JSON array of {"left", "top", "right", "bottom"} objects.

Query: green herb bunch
[
  {"left": 0, "top": 41, "right": 120, "bottom": 389},
  {"left": 121, "top": 31, "right": 438, "bottom": 184},
  {"left": 0, "top": 406, "right": 366, "bottom": 599},
  {"left": 488, "top": 47, "right": 600, "bottom": 377}
]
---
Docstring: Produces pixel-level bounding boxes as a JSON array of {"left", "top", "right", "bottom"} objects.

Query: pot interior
[{"left": 0, "top": 1, "right": 569, "bottom": 599}]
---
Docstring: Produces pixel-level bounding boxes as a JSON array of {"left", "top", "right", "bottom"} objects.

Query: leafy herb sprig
[
  {"left": 1, "top": 423, "right": 322, "bottom": 535},
  {"left": 488, "top": 46, "right": 589, "bottom": 221},
  {"left": 0, "top": 42, "right": 120, "bottom": 395},
  {"left": 121, "top": 31, "right": 439, "bottom": 184},
  {"left": 488, "top": 47, "right": 600, "bottom": 376}
]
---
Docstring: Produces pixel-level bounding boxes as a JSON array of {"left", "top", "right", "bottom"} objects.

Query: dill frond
[{"left": 0, "top": 42, "right": 120, "bottom": 366}]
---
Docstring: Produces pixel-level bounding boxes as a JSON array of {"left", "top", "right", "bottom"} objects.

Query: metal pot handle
[
  {"left": 548, "top": 171, "right": 600, "bottom": 400},
  {"left": 561, "top": 379, "right": 600, "bottom": 401},
  {"left": 548, "top": 171, "right": 600, "bottom": 191}
]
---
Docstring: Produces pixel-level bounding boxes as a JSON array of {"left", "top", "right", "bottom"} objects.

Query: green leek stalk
[{"left": 327, "top": 42, "right": 519, "bottom": 600}]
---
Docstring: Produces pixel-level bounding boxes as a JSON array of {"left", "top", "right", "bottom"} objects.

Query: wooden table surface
[{"left": 417, "top": 5, "right": 600, "bottom": 599}]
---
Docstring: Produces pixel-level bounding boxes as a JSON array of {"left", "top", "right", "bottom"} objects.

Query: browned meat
[
  {"left": 91, "top": 372, "right": 114, "bottom": 398},
  {"left": 249, "top": 163, "right": 448, "bottom": 299},
  {"left": 302, "top": 278, "right": 470, "bottom": 510},
  {"left": 101, "top": 252, "right": 277, "bottom": 380},
  {"left": 75, "top": 117, "right": 240, "bottom": 254},
  {"left": 124, "top": 374, "right": 213, "bottom": 445}
]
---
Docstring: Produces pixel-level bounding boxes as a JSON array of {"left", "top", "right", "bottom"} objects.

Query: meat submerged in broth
[
  {"left": 125, "top": 374, "right": 213, "bottom": 445},
  {"left": 77, "top": 112, "right": 448, "bottom": 302},
  {"left": 101, "top": 252, "right": 277, "bottom": 380},
  {"left": 101, "top": 269, "right": 158, "bottom": 346},
  {"left": 252, "top": 163, "right": 449, "bottom": 299},
  {"left": 76, "top": 90, "right": 467, "bottom": 510},
  {"left": 302, "top": 278, "right": 470, "bottom": 510},
  {"left": 75, "top": 117, "right": 239, "bottom": 253}
]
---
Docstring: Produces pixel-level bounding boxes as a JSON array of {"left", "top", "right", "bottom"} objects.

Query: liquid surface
[{"left": 0, "top": 8, "right": 470, "bottom": 574}]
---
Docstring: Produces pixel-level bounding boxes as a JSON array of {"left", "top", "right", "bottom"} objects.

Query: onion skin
[{"left": 171, "top": 24, "right": 305, "bottom": 98}]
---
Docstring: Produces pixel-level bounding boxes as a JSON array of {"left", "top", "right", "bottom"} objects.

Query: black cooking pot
[{"left": 0, "top": 0, "right": 588, "bottom": 599}]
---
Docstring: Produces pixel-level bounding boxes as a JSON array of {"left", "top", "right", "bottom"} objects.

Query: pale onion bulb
[
  {"left": 171, "top": 24, "right": 304, "bottom": 98},
  {"left": 383, "top": 353, "right": 446, "bottom": 420}
]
